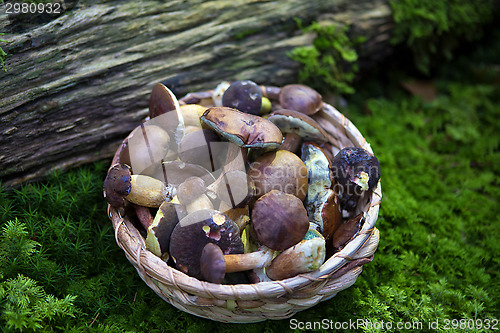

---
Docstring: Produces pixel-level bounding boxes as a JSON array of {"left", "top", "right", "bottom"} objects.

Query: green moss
[
  {"left": 389, "top": 0, "right": 496, "bottom": 74},
  {"left": 288, "top": 19, "right": 365, "bottom": 95},
  {"left": 232, "top": 27, "right": 262, "bottom": 41}
]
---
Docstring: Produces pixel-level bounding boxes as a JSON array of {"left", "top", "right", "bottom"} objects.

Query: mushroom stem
[
  {"left": 223, "top": 142, "right": 248, "bottom": 172},
  {"left": 200, "top": 243, "right": 275, "bottom": 283},
  {"left": 185, "top": 194, "right": 214, "bottom": 214},
  {"left": 134, "top": 204, "right": 154, "bottom": 230},
  {"left": 224, "top": 247, "right": 275, "bottom": 272},
  {"left": 126, "top": 175, "right": 175, "bottom": 208}
]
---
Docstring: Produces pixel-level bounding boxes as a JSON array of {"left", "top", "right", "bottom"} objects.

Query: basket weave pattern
[{"left": 107, "top": 102, "right": 382, "bottom": 323}]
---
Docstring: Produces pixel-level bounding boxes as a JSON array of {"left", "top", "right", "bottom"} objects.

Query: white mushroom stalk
[{"left": 200, "top": 242, "right": 277, "bottom": 283}]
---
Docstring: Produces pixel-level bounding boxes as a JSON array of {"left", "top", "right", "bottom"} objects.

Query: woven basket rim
[{"left": 108, "top": 101, "right": 382, "bottom": 302}]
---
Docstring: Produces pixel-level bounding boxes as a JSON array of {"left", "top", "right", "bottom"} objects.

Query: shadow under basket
[{"left": 107, "top": 102, "right": 382, "bottom": 323}]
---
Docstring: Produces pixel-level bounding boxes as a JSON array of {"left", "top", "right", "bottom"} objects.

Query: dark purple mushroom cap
[
  {"left": 103, "top": 163, "right": 132, "bottom": 208},
  {"left": 169, "top": 209, "right": 243, "bottom": 280},
  {"left": 251, "top": 190, "right": 309, "bottom": 251},
  {"left": 148, "top": 83, "right": 185, "bottom": 145},
  {"left": 222, "top": 80, "right": 263, "bottom": 115},
  {"left": 149, "top": 83, "right": 179, "bottom": 119},
  {"left": 200, "top": 243, "right": 226, "bottom": 283},
  {"left": 331, "top": 147, "right": 381, "bottom": 211},
  {"left": 279, "top": 84, "right": 322, "bottom": 115}
]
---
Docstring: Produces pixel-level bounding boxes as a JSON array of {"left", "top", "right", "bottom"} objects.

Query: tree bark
[{"left": 0, "top": 0, "right": 393, "bottom": 187}]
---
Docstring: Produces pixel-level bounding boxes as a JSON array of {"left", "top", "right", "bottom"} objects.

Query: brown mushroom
[
  {"left": 260, "top": 85, "right": 281, "bottom": 101},
  {"left": 179, "top": 90, "right": 215, "bottom": 107},
  {"left": 331, "top": 212, "right": 364, "bottom": 252},
  {"left": 176, "top": 176, "right": 207, "bottom": 205},
  {"left": 103, "top": 163, "right": 176, "bottom": 208},
  {"left": 200, "top": 243, "right": 275, "bottom": 283},
  {"left": 222, "top": 80, "right": 264, "bottom": 115},
  {"left": 279, "top": 84, "right": 322, "bottom": 116},
  {"left": 148, "top": 83, "right": 185, "bottom": 144},
  {"left": 168, "top": 209, "right": 244, "bottom": 280},
  {"left": 133, "top": 204, "right": 155, "bottom": 230},
  {"left": 206, "top": 169, "right": 255, "bottom": 209},
  {"left": 248, "top": 150, "right": 308, "bottom": 201},
  {"left": 251, "top": 190, "right": 309, "bottom": 251},
  {"left": 201, "top": 106, "right": 283, "bottom": 150},
  {"left": 331, "top": 147, "right": 381, "bottom": 212},
  {"left": 175, "top": 176, "right": 214, "bottom": 214},
  {"left": 202, "top": 107, "right": 270, "bottom": 208}
]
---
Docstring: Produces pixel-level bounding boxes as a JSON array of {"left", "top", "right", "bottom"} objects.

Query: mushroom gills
[
  {"left": 306, "top": 189, "right": 342, "bottom": 240},
  {"left": 301, "top": 143, "right": 333, "bottom": 206},
  {"left": 268, "top": 110, "right": 328, "bottom": 144}
]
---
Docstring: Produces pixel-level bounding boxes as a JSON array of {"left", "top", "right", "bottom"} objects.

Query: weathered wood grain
[{"left": 0, "top": 0, "right": 393, "bottom": 186}]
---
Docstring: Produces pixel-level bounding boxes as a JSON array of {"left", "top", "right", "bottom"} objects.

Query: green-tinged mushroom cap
[
  {"left": 301, "top": 143, "right": 333, "bottom": 206},
  {"left": 268, "top": 109, "right": 328, "bottom": 144}
]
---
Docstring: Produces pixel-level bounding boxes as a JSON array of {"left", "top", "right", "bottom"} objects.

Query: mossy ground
[{"left": 1, "top": 25, "right": 500, "bottom": 333}]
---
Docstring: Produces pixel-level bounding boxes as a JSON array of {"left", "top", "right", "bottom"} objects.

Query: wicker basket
[{"left": 107, "top": 100, "right": 382, "bottom": 323}]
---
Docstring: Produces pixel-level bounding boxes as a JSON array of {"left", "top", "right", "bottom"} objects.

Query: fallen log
[{"left": 0, "top": 0, "right": 393, "bottom": 186}]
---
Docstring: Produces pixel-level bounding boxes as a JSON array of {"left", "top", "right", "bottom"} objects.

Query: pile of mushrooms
[{"left": 104, "top": 80, "right": 380, "bottom": 284}]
